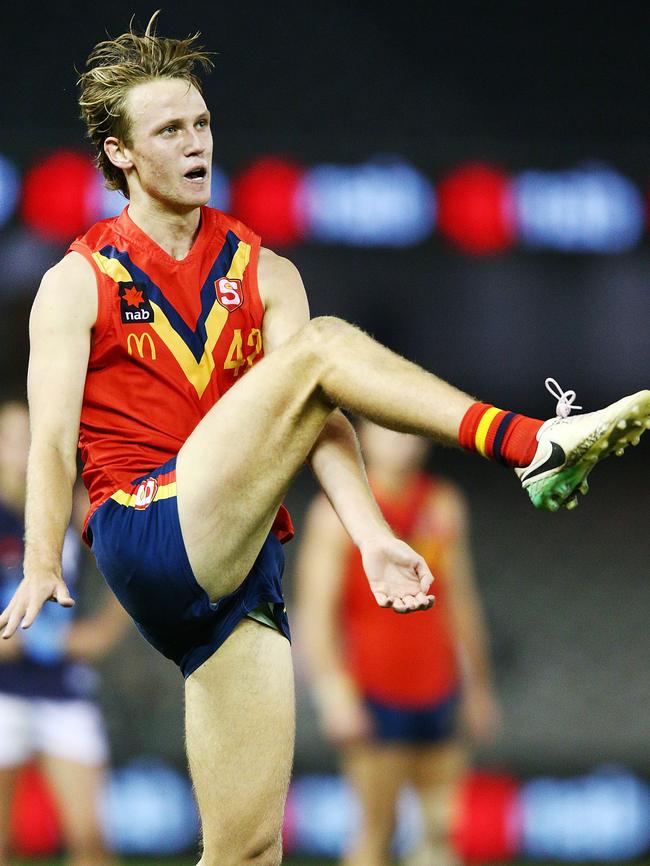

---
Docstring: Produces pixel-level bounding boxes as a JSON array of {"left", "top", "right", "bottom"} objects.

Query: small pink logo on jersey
[
  {"left": 134, "top": 477, "right": 158, "bottom": 510},
  {"left": 215, "top": 277, "right": 243, "bottom": 311}
]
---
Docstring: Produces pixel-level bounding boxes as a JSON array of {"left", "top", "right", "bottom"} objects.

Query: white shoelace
[{"left": 545, "top": 377, "right": 582, "bottom": 418}]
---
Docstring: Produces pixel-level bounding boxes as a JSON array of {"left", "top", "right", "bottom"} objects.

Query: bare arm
[
  {"left": 435, "top": 484, "right": 500, "bottom": 742},
  {"left": 294, "top": 494, "right": 371, "bottom": 743},
  {"left": 0, "top": 253, "right": 96, "bottom": 638},
  {"left": 259, "top": 248, "right": 434, "bottom": 612}
]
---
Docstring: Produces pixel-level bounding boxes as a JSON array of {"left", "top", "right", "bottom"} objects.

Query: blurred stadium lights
[
  {"left": 0, "top": 154, "right": 20, "bottom": 229},
  {"left": 21, "top": 151, "right": 99, "bottom": 242},
  {"left": 230, "top": 156, "right": 306, "bottom": 246},
  {"left": 4, "top": 147, "right": 650, "bottom": 256},
  {"left": 514, "top": 164, "right": 645, "bottom": 253},
  {"left": 437, "top": 163, "right": 516, "bottom": 255},
  {"left": 283, "top": 769, "right": 650, "bottom": 862},
  {"left": 299, "top": 158, "right": 435, "bottom": 246}
]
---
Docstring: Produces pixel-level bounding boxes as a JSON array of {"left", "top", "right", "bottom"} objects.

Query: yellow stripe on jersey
[
  {"left": 110, "top": 481, "right": 177, "bottom": 508},
  {"left": 148, "top": 300, "right": 229, "bottom": 398},
  {"left": 475, "top": 406, "right": 501, "bottom": 457},
  {"left": 227, "top": 241, "right": 251, "bottom": 281},
  {"left": 92, "top": 241, "right": 253, "bottom": 398},
  {"left": 92, "top": 252, "right": 134, "bottom": 284}
]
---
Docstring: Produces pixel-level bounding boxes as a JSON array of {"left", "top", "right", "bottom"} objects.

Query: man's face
[{"left": 122, "top": 78, "right": 213, "bottom": 211}]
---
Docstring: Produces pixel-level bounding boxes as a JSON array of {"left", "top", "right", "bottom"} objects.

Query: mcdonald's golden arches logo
[{"left": 127, "top": 332, "right": 157, "bottom": 360}]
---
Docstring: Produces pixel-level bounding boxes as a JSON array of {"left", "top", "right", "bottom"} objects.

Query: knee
[
  {"left": 246, "top": 834, "right": 283, "bottom": 866},
  {"left": 200, "top": 832, "right": 282, "bottom": 866},
  {"left": 297, "top": 315, "right": 352, "bottom": 359}
]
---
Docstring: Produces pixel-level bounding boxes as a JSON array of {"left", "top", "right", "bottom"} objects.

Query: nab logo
[
  {"left": 120, "top": 283, "right": 154, "bottom": 324},
  {"left": 127, "top": 332, "right": 157, "bottom": 360},
  {"left": 215, "top": 277, "right": 243, "bottom": 311},
  {"left": 134, "top": 477, "right": 158, "bottom": 510}
]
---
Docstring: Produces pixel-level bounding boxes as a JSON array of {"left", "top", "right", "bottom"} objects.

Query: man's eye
[{"left": 162, "top": 126, "right": 176, "bottom": 135}]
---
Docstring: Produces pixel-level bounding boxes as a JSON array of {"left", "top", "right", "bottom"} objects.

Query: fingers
[
  {"left": 373, "top": 591, "right": 393, "bottom": 608},
  {"left": 20, "top": 597, "right": 46, "bottom": 630},
  {"left": 2, "top": 600, "right": 26, "bottom": 639},
  {"left": 414, "top": 558, "right": 434, "bottom": 594},
  {"left": 54, "top": 583, "right": 75, "bottom": 608},
  {"left": 381, "top": 591, "right": 435, "bottom": 614},
  {"left": 394, "top": 591, "right": 435, "bottom": 614}
]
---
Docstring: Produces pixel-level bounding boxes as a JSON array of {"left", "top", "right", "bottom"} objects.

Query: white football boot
[{"left": 516, "top": 378, "right": 650, "bottom": 511}]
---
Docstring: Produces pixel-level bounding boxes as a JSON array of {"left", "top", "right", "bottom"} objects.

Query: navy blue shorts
[
  {"left": 86, "top": 457, "right": 290, "bottom": 678},
  {"left": 364, "top": 691, "right": 459, "bottom": 744}
]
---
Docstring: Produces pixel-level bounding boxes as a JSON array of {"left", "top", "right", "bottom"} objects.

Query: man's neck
[{"left": 127, "top": 200, "right": 203, "bottom": 261}]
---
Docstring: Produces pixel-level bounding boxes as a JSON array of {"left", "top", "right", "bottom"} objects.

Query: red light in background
[
  {"left": 437, "top": 163, "right": 515, "bottom": 254},
  {"left": 452, "top": 771, "right": 521, "bottom": 863},
  {"left": 230, "top": 157, "right": 305, "bottom": 247},
  {"left": 10, "top": 764, "right": 61, "bottom": 856},
  {"left": 21, "top": 151, "right": 97, "bottom": 242}
]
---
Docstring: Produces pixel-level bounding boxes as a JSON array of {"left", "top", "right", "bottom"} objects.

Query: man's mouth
[{"left": 184, "top": 167, "right": 207, "bottom": 181}]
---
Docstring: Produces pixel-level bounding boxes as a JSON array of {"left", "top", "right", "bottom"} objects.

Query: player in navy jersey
[{"left": 0, "top": 402, "right": 127, "bottom": 866}]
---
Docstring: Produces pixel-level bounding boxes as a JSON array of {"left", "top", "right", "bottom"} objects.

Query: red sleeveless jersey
[
  {"left": 341, "top": 475, "right": 460, "bottom": 707},
  {"left": 69, "top": 206, "right": 293, "bottom": 542}
]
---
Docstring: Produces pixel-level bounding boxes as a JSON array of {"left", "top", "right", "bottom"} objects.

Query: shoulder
[
  {"left": 32, "top": 253, "right": 97, "bottom": 329},
  {"left": 258, "top": 247, "right": 303, "bottom": 287},
  {"left": 257, "top": 248, "right": 309, "bottom": 339}
]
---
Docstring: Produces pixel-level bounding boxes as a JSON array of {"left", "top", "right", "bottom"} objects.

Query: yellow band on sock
[{"left": 475, "top": 406, "right": 502, "bottom": 457}]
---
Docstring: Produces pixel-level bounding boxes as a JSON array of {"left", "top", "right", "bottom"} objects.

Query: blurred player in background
[
  {"left": 297, "top": 421, "right": 499, "bottom": 866},
  {"left": 0, "top": 401, "right": 127, "bottom": 866}
]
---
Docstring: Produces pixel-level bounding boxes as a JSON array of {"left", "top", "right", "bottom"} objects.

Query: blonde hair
[{"left": 77, "top": 11, "right": 213, "bottom": 196}]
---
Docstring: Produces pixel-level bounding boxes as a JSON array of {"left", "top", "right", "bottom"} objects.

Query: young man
[
  {"left": 296, "top": 422, "right": 498, "bottom": 866},
  {"left": 0, "top": 401, "right": 127, "bottom": 866},
  {"left": 0, "top": 15, "right": 647, "bottom": 866}
]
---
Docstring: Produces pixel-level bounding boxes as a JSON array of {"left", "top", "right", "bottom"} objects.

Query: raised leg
[
  {"left": 177, "top": 316, "right": 473, "bottom": 597},
  {"left": 185, "top": 619, "right": 295, "bottom": 866}
]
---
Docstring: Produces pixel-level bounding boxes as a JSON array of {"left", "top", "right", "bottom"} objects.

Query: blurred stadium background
[{"left": 1, "top": 1, "right": 649, "bottom": 863}]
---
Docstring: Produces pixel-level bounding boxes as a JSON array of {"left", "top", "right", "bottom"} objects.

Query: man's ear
[{"left": 104, "top": 137, "right": 134, "bottom": 172}]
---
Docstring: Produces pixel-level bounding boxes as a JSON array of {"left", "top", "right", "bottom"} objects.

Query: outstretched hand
[
  {"left": 361, "top": 536, "right": 435, "bottom": 613},
  {"left": 0, "top": 574, "right": 74, "bottom": 639}
]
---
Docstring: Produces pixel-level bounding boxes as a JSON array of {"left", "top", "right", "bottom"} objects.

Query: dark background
[{"left": 1, "top": 1, "right": 649, "bottom": 776}]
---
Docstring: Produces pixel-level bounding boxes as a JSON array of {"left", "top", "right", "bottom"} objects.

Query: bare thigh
[
  {"left": 177, "top": 324, "right": 332, "bottom": 599},
  {"left": 185, "top": 619, "right": 295, "bottom": 866},
  {"left": 177, "top": 316, "right": 472, "bottom": 600}
]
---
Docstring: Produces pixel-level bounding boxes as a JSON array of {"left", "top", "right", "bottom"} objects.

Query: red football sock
[{"left": 459, "top": 402, "right": 543, "bottom": 467}]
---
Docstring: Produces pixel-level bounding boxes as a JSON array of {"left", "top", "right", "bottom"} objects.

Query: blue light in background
[
  {"left": 521, "top": 767, "right": 650, "bottom": 861},
  {"left": 514, "top": 163, "right": 644, "bottom": 253},
  {"left": 0, "top": 155, "right": 20, "bottom": 228},
  {"left": 208, "top": 164, "right": 231, "bottom": 211},
  {"left": 300, "top": 158, "right": 435, "bottom": 247}
]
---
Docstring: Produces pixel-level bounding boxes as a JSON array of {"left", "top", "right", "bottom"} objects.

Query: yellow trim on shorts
[{"left": 110, "top": 481, "right": 177, "bottom": 508}]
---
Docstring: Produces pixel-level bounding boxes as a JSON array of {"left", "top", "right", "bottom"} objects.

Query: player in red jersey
[
  {"left": 296, "top": 422, "right": 498, "bottom": 866},
  {"left": 0, "top": 14, "right": 648, "bottom": 866}
]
